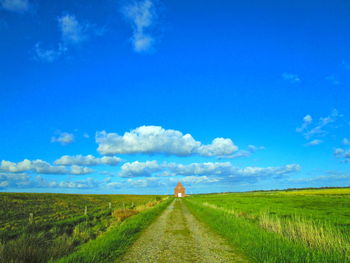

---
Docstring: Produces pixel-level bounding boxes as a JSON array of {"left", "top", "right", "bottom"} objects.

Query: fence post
[
  {"left": 84, "top": 206, "right": 87, "bottom": 216},
  {"left": 29, "top": 213, "right": 34, "bottom": 224},
  {"left": 109, "top": 202, "right": 112, "bottom": 209}
]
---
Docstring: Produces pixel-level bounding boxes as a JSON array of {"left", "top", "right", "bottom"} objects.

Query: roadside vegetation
[
  {"left": 0, "top": 193, "right": 169, "bottom": 263},
  {"left": 185, "top": 188, "right": 350, "bottom": 263}
]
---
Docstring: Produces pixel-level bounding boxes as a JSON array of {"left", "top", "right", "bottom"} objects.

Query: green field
[
  {"left": 0, "top": 193, "right": 169, "bottom": 263},
  {"left": 185, "top": 188, "right": 350, "bottom": 263},
  {"left": 1, "top": 188, "right": 350, "bottom": 263}
]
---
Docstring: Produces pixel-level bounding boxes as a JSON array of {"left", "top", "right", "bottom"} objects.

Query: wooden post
[
  {"left": 123, "top": 202, "right": 126, "bottom": 217},
  {"left": 29, "top": 213, "right": 33, "bottom": 224},
  {"left": 84, "top": 206, "right": 87, "bottom": 216},
  {"left": 109, "top": 202, "right": 112, "bottom": 209}
]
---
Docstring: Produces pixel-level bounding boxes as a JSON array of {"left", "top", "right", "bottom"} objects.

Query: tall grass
[
  {"left": 258, "top": 212, "right": 350, "bottom": 257},
  {"left": 53, "top": 198, "right": 172, "bottom": 263},
  {"left": 0, "top": 196, "right": 169, "bottom": 263},
  {"left": 185, "top": 198, "right": 350, "bottom": 263}
]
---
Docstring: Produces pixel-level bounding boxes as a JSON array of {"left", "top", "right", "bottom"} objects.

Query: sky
[{"left": 1, "top": 0, "right": 350, "bottom": 194}]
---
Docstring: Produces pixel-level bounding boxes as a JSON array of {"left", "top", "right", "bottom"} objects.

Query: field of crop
[
  {"left": 185, "top": 188, "right": 350, "bottom": 263},
  {"left": 0, "top": 193, "right": 168, "bottom": 263}
]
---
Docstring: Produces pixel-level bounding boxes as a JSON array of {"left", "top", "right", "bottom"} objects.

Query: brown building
[{"left": 174, "top": 182, "right": 185, "bottom": 197}]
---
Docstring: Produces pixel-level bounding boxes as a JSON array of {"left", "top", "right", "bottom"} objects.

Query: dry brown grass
[{"left": 112, "top": 209, "right": 139, "bottom": 222}]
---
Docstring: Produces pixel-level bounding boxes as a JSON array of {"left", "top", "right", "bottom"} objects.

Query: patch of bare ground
[{"left": 119, "top": 199, "right": 248, "bottom": 263}]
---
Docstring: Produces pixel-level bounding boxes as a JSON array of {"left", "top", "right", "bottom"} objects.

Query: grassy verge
[
  {"left": 184, "top": 198, "right": 349, "bottom": 263},
  {"left": 53, "top": 198, "right": 172, "bottom": 263}
]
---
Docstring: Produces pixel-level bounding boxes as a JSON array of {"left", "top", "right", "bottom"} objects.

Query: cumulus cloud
[
  {"left": 282, "top": 73, "right": 301, "bottom": 83},
  {"left": 0, "top": 159, "right": 92, "bottom": 175},
  {"left": 54, "top": 155, "right": 122, "bottom": 166},
  {"left": 197, "top": 138, "right": 238, "bottom": 157},
  {"left": 117, "top": 160, "right": 301, "bottom": 181},
  {"left": 296, "top": 109, "right": 341, "bottom": 140},
  {"left": 0, "top": 172, "right": 30, "bottom": 188},
  {"left": 36, "top": 176, "right": 99, "bottom": 189},
  {"left": 0, "top": 0, "right": 30, "bottom": 13},
  {"left": 122, "top": 0, "right": 157, "bottom": 52},
  {"left": 171, "top": 176, "right": 219, "bottom": 184},
  {"left": 96, "top": 126, "right": 238, "bottom": 157},
  {"left": 119, "top": 160, "right": 161, "bottom": 177},
  {"left": 51, "top": 132, "right": 75, "bottom": 145}
]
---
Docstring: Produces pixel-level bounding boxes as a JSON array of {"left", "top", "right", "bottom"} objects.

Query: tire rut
[{"left": 119, "top": 199, "right": 248, "bottom": 263}]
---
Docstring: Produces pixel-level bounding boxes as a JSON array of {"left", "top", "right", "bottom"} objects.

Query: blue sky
[{"left": 1, "top": 0, "right": 350, "bottom": 194}]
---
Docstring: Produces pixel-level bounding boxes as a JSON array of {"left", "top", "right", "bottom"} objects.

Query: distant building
[{"left": 174, "top": 182, "right": 185, "bottom": 197}]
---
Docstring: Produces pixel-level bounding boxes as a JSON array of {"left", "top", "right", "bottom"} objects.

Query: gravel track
[{"left": 119, "top": 199, "right": 248, "bottom": 263}]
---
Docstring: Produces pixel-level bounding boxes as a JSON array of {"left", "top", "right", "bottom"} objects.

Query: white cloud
[
  {"left": 222, "top": 144, "right": 265, "bottom": 159},
  {"left": 96, "top": 126, "right": 238, "bottom": 157},
  {"left": 197, "top": 138, "right": 237, "bottom": 157},
  {"left": 342, "top": 138, "right": 350, "bottom": 146},
  {"left": 305, "top": 139, "right": 323, "bottom": 146},
  {"left": 0, "top": 0, "right": 30, "bottom": 13},
  {"left": 119, "top": 160, "right": 161, "bottom": 177},
  {"left": 58, "top": 14, "right": 87, "bottom": 45},
  {"left": 70, "top": 165, "right": 93, "bottom": 175},
  {"left": 282, "top": 73, "right": 301, "bottom": 83},
  {"left": 334, "top": 148, "right": 350, "bottom": 163},
  {"left": 54, "top": 155, "right": 122, "bottom": 166},
  {"left": 0, "top": 159, "right": 92, "bottom": 175},
  {"left": 117, "top": 160, "right": 301, "bottom": 181},
  {"left": 51, "top": 132, "right": 75, "bottom": 145},
  {"left": 296, "top": 109, "right": 341, "bottom": 140},
  {"left": 0, "top": 172, "right": 30, "bottom": 188},
  {"left": 34, "top": 43, "right": 67, "bottom": 63},
  {"left": 296, "top": 114, "right": 312, "bottom": 133},
  {"left": 171, "top": 176, "right": 219, "bottom": 184},
  {"left": 122, "top": 0, "right": 157, "bottom": 52},
  {"left": 334, "top": 148, "right": 345, "bottom": 157},
  {"left": 37, "top": 176, "right": 99, "bottom": 189},
  {"left": 35, "top": 13, "right": 99, "bottom": 63}
]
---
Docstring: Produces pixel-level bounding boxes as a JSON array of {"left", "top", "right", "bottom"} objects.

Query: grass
[
  {"left": 53, "top": 198, "right": 172, "bottom": 263},
  {"left": 185, "top": 188, "right": 350, "bottom": 263},
  {"left": 0, "top": 193, "right": 168, "bottom": 263}
]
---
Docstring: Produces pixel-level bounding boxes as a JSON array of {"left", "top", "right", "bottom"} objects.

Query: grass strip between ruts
[{"left": 53, "top": 198, "right": 172, "bottom": 263}]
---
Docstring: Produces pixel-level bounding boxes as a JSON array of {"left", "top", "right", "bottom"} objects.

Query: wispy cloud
[
  {"left": 342, "top": 60, "right": 350, "bottom": 70},
  {"left": 0, "top": 0, "right": 30, "bottom": 13},
  {"left": 58, "top": 14, "right": 88, "bottom": 45},
  {"left": 342, "top": 138, "right": 350, "bottom": 146},
  {"left": 325, "top": 75, "right": 340, "bottom": 85},
  {"left": 96, "top": 126, "right": 238, "bottom": 157},
  {"left": 34, "top": 43, "right": 67, "bottom": 63},
  {"left": 282, "top": 73, "right": 301, "bottom": 83},
  {"left": 296, "top": 109, "right": 342, "bottom": 142},
  {"left": 35, "top": 14, "right": 99, "bottom": 62},
  {"left": 122, "top": 0, "right": 158, "bottom": 53},
  {"left": 305, "top": 139, "right": 323, "bottom": 147},
  {"left": 51, "top": 131, "right": 75, "bottom": 145},
  {"left": 220, "top": 145, "right": 265, "bottom": 159}
]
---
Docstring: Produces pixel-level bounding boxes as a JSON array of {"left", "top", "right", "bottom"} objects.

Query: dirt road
[{"left": 119, "top": 199, "right": 248, "bottom": 263}]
